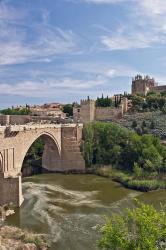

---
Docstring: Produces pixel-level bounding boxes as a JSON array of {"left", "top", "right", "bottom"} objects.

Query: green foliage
[
  {"left": 97, "top": 167, "right": 166, "bottom": 191},
  {"left": 127, "top": 179, "right": 166, "bottom": 191},
  {"left": 25, "top": 138, "right": 44, "bottom": 161},
  {"left": 146, "top": 91, "right": 159, "bottom": 97},
  {"left": 135, "top": 126, "right": 142, "bottom": 135},
  {"left": 150, "top": 120, "right": 155, "bottom": 129},
  {"left": 161, "top": 104, "right": 166, "bottom": 114},
  {"left": 161, "top": 91, "right": 166, "bottom": 97},
  {"left": 131, "top": 93, "right": 166, "bottom": 112},
  {"left": 99, "top": 201, "right": 166, "bottom": 250},
  {"left": 141, "top": 120, "right": 147, "bottom": 128},
  {"left": 83, "top": 122, "right": 166, "bottom": 174},
  {"left": 96, "top": 96, "right": 113, "bottom": 107},
  {"left": 133, "top": 162, "right": 143, "bottom": 179},
  {"left": 131, "top": 120, "right": 137, "bottom": 129},
  {"left": 131, "top": 95, "right": 145, "bottom": 111},
  {"left": 63, "top": 104, "right": 73, "bottom": 116},
  {"left": 0, "top": 107, "right": 31, "bottom": 115},
  {"left": 83, "top": 123, "right": 94, "bottom": 167}
]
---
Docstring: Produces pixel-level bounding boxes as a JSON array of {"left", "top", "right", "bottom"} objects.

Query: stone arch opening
[{"left": 21, "top": 133, "right": 61, "bottom": 177}]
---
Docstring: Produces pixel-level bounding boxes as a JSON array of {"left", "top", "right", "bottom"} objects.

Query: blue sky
[{"left": 0, "top": 0, "right": 166, "bottom": 108}]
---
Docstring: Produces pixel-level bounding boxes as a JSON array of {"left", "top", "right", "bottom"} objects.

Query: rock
[
  {"left": 22, "top": 243, "right": 37, "bottom": 250},
  {"left": 5, "top": 209, "right": 15, "bottom": 217}
]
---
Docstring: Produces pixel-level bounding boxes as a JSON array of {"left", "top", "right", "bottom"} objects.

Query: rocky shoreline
[
  {"left": 0, "top": 206, "right": 49, "bottom": 250},
  {"left": 0, "top": 226, "right": 48, "bottom": 250}
]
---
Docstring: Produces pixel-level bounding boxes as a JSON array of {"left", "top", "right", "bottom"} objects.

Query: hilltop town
[{"left": 0, "top": 75, "right": 166, "bottom": 131}]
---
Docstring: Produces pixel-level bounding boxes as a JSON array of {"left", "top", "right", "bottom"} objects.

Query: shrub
[
  {"left": 99, "top": 201, "right": 166, "bottom": 250},
  {"left": 133, "top": 163, "right": 143, "bottom": 179}
]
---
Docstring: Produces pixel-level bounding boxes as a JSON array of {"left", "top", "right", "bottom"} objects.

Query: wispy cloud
[
  {"left": 69, "top": 0, "right": 131, "bottom": 4},
  {"left": 0, "top": 27, "right": 77, "bottom": 65},
  {"left": 95, "top": 0, "right": 166, "bottom": 50},
  {"left": 0, "top": 76, "right": 104, "bottom": 97},
  {"left": 0, "top": 3, "right": 78, "bottom": 66},
  {"left": 0, "top": 61, "right": 135, "bottom": 98},
  {"left": 67, "top": 61, "right": 137, "bottom": 78},
  {"left": 0, "top": 1, "right": 25, "bottom": 21},
  {"left": 101, "top": 31, "right": 164, "bottom": 50},
  {"left": 138, "top": 0, "right": 166, "bottom": 17}
]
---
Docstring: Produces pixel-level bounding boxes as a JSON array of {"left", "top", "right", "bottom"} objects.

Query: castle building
[
  {"left": 132, "top": 75, "right": 166, "bottom": 96},
  {"left": 73, "top": 96, "right": 129, "bottom": 124}
]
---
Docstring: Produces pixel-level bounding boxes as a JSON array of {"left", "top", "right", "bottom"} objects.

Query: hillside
[{"left": 110, "top": 111, "right": 166, "bottom": 139}]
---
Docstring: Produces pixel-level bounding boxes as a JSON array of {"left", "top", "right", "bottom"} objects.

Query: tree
[
  {"left": 63, "top": 104, "right": 73, "bottom": 117},
  {"left": 99, "top": 201, "right": 166, "bottom": 250},
  {"left": 83, "top": 123, "right": 94, "bottom": 166},
  {"left": 131, "top": 95, "right": 145, "bottom": 111},
  {"left": 135, "top": 126, "right": 142, "bottom": 136},
  {"left": 0, "top": 107, "right": 31, "bottom": 115},
  {"left": 141, "top": 120, "right": 147, "bottom": 128},
  {"left": 133, "top": 162, "right": 143, "bottom": 179},
  {"left": 96, "top": 96, "right": 113, "bottom": 107},
  {"left": 146, "top": 91, "right": 158, "bottom": 97},
  {"left": 83, "top": 122, "right": 166, "bottom": 173},
  {"left": 150, "top": 120, "right": 155, "bottom": 129},
  {"left": 161, "top": 91, "right": 166, "bottom": 97},
  {"left": 132, "top": 120, "right": 137, "bottom": 129}
]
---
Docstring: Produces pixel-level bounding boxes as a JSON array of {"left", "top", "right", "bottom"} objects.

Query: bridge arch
[
  {"left": 0, "top": 124, "right": 85, "bottom": 207},
  {"left": 20, "top": 132, "right": 61, "bottom": 175}
]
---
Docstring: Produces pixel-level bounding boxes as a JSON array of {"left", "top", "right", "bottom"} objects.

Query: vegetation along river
[{"left": 6, "top": 174, "right": 166, "bottom": 250}]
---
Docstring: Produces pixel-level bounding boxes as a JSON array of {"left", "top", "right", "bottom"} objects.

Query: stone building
[
  {"left": 132, "top": 75, "right": 166, "bottom": 96},
  {"left": 73, "top": 96, "right": 129, "bottom": 124},
  {"left": 30, "top": 103, "right": 65, "bottom": 118}
]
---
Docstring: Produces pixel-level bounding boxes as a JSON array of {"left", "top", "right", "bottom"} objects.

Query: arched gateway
[{"left": 0, "top": 124, "right": 85, "bottom": 207}]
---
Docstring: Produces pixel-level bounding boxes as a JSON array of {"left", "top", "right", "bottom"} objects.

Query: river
[{"left": 6, "top": 174, "right": 166, "bottom": 250}]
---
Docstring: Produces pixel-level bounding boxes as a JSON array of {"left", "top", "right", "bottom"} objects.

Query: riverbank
[
  {"left": 0, "top": 205, "right": 49, "bottom": 250},
  {"left": 22, "top": 166, "right": 166, "bottom": 192},
  {"left": 0, "top": 226, "right": 49, "bottom": 250},
  {"left": 92, "top": 166, "right": 166, "bottom": 192}
]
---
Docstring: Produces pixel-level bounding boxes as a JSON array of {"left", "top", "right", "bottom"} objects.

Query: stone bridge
[{"left": 0, "top": 123, "right": 85, "bottom": 207}]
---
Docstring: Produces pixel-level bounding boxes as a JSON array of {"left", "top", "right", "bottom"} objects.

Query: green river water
[{"left": 6, "top": 174, "right": 166, "bottom": 250}]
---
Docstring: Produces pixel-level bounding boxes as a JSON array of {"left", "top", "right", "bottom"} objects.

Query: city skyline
[{"left": 0, "top": 0, "right": 166, "bottom": 108}]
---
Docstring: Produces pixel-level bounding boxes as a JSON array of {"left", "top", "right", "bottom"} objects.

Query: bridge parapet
[{"left": 0, "top": 123, "right": 83, "bottom": 132}]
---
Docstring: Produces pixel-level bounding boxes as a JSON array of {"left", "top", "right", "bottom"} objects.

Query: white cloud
[
  {"left": 138, "top": 0, "right": 166, "bottom": 17},
  {"left": 67, "top": 61, "right": 137, "bottom": 78},
  {"left": 0, "top": 76, "right": 104, "bottom": 97},
  {"left": 0, "top": 3, "right": 78, "bottom": 66},
  {"left": 69, "top": 0, "right": 131, "bottom": 4},
  {"left": 0, "top": 1, "right": 25, "bottom": 21},
  {"left": 42, "top": 9, "right": 50, "bottom": 25},
  {"left": 80, "top": 0, "right": 127, "bottom": 3},
  {"left": 101, "top": 31, "right": 163, "bottom": 50},
  {"left": 0, "top": 26, "right": 77, "bottom": 65},
  {"left": 75, "top": 0, "right": 166, "bottom": 51},
  {"left": 96, "top": 0, "right": 166, "bottom": 50}
]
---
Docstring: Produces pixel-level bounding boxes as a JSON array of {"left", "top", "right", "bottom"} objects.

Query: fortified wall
[{"left": 73, "top": 97, "right": 128, "bottom": 123}]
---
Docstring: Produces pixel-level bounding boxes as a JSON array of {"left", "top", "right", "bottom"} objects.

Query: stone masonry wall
[
  {"left": 0, "top": 115, "right": 31, "bottom": 125},
  {"left": 95, "top": 107, "right": 123, "bottom": 120}
]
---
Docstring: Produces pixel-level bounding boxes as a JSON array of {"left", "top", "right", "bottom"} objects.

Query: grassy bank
[{"left": 94, "top": 167, "right": 166, "bottom": 192}]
